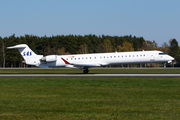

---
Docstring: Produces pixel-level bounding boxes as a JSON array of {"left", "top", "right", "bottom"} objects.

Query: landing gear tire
[{"left": 83, "top": 69, "right": 89, "bottom": 74}]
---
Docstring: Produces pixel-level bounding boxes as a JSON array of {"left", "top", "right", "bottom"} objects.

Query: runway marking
[{"left": 0, "top": 73, "right": 180, "bottom": 77}]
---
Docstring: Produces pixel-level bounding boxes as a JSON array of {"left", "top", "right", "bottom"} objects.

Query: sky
[{"left": 0, "top": 0, "right": 180, "bottom": 46}]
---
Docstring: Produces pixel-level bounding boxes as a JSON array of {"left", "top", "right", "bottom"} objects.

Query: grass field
[
  {"left": 0, "top": 77, "right": 180, "bottom": 120},
  {"left": 0, "top": 68, "right": 180, "bottom": 73}
]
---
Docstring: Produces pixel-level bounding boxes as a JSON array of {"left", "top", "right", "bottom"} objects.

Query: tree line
[{"left": 0, "top": 34, "right": 179, "bottom": 67}]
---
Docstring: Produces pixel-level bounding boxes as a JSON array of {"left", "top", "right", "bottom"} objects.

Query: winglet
[{"left": 61, "top": 58, "right": 71, "bottom": 64}]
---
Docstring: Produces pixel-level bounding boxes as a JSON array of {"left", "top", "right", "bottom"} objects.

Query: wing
[{"left": 61, "top": 57, "right": 101, "bottom": 67}]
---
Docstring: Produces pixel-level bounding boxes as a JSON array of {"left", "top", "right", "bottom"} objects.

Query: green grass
[
  {"left": 0, "top": 77, "right": 180, "bottom": 119},
  {"left": 0, "top": 68, "right": 180, "bottom": 73}
]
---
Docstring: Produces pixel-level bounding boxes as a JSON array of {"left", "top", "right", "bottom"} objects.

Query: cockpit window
[{"left": 159, "top": 53, "right": 166, "bottom": 55}]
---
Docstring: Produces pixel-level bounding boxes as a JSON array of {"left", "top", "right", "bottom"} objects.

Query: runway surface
[{"left": 0, "top": 73, "right": 180, "bottom": 77}]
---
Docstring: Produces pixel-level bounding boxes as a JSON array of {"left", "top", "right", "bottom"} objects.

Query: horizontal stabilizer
[{"left": 7, "top": 44, "right": 28, "bottom": 49}]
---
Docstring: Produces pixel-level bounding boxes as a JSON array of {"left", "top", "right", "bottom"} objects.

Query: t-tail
[{"left": 7, "top": 44, "right": 43, "bottom": 66}]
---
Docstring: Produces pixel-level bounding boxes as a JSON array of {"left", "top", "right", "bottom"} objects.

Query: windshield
[{"left": 159, "top": 53, "right": 166, "bottom": 55}]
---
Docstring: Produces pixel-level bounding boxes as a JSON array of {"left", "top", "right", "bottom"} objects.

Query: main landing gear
[
  {"left": 163, "top": 63, "right": 166, "bottom": 68},
  {"left": 83, "top": 68, "right": 89, "bottom": 74}
]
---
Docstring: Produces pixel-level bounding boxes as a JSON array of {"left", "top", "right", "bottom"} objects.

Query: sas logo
[{"left": 23, "top": 51, "right": 32, "bottom": 56}]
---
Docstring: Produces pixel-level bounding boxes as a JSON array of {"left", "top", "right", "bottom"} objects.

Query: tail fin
[{"left": 7, "top": 44, "right": 43, "bottom": 66}]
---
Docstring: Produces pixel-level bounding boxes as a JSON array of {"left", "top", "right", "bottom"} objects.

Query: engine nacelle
[{"left": 41, "top": 55, "right": 57, "bottom": 62}]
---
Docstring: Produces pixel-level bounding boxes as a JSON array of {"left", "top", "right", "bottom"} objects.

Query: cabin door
[{"left": 150, "top": 54, "right": 155, "bottom": 62}]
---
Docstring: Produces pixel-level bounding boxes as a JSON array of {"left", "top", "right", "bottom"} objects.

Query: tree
[
  {"left": 46, "top": 45, "right": 56, "bottom": 55},
  {"left": 169, "top": 39, "right": 180, "bottom": 63},
  {"left": 0, "top": 37, "right": 6, "bottom": 67},
  {"left": 139, "top": 40, "right": 158, "bottom": 50},
  {"left": 78, "top": 43, "right": 89, "bottom": 54},
  {"left": 102, "top": 39, "right": 113, "bottom": 52},
  {"left": 116, "top": 41, "right": 134, "bottom": 52},
  {"left": 161, "top": 42, "right": 169, "bottom": 54},
  {"left": 57, "top": 47, "right": 66, "bottom": 55},
  {"left": 1, "top": 34, "right": 149, "bottom": 67},
  {"left": 1, "top": 40, "right": 6, "bottom": 68},
  {"left": 96, "top": 39, "right": 113, "bottom": 53},
  {"left": 30, "top": 42, "right": 37, "bottom": 54},
  {"left": 132, "top": 36, "right": 145, "bottom": 51}
]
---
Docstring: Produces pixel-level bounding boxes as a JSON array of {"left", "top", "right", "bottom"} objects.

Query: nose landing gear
[{"left": 163, "top": 63, "right": 166, "bottom": 68}]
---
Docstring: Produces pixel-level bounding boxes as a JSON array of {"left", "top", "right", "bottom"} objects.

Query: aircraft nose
[
  {"left": 167, "top": 56, "right": 174, "bottom": 63},
  {"left": 169, "top": 56, "right": 174, "bottom": 61}
]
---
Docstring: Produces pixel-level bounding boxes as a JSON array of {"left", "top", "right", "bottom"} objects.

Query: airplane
[{"left": 7, "top": 44, "right": 174, "bottom": 73}]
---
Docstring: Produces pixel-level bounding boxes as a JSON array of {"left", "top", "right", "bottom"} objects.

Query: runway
[{"left": 0, "top": 73, "right": 180, "bottom": 77}]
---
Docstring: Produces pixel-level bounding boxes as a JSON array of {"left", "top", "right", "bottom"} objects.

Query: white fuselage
[{"left": 39, "top": 50, "right": 174, "bottom": 68}]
